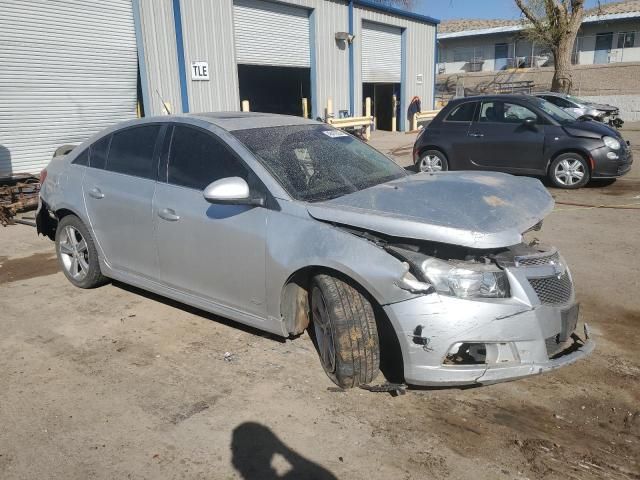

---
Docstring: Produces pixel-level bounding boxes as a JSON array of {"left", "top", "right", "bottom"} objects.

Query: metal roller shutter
[
  {"left": 233, "top": 0, "right": 310, "bottom": 68},
  {"left": 0, "top": 0, "right": 138, "bottom": 176},
  {"left": 362, "top": 22, "right": 402, "bottom": 83}
]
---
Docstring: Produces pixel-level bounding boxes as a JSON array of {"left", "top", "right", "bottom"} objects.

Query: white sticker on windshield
[{"left": 322, "top": 130, "right": 349, "bottom": 138}]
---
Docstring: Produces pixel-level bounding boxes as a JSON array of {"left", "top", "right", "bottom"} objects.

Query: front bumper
[
  {"left": 591, "top": 144, "right": 633, "bottom": 178},
  {"left": 383, "top": 261, "right": 594, "bottom": 386}
]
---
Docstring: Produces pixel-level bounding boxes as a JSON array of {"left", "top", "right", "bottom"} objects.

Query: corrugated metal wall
[
  {"left": 137, "top": 0, "right": 434, "bottom": 127},
  {"left": 179, "top": 0, "right": 240, "bottom": 113},
  {"left": 137, "top": 0, "right": 182, "bottom": 115},
  {"left": 354, "top": 5, "right": 436, "bottom": 128},
  {"left": 234, "top": 0, "right": 311, "bottom": 67},
  {"left": 0, "top": 0, "right": 138, "bottom": 176}
]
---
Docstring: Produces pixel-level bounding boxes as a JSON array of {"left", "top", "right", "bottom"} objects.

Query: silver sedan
[{"left": 37, "top": 113, "right": 594, "bottom": 388}]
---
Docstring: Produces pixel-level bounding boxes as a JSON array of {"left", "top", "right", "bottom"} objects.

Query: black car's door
[
  {"left": 466, "top": 100, "right": 545, "bottom": 173},
  {"left": 437, "top": 100, "right": 478, "bottom": 169}
]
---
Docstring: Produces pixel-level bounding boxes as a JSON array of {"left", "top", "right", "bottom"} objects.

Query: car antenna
[{"left": 155, "top": 89, "right": 172, "bottom": 115}]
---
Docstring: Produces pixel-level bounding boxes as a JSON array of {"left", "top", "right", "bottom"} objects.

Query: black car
[{"left": 413, "top": 94, "right": 633, "bottom": 189}]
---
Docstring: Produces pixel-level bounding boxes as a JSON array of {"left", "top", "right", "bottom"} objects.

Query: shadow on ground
[{"left": 231, "top": 422, "right": 337, "bottom": 479}]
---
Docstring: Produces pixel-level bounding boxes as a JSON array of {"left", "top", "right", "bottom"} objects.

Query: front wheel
[
  {"left": 417, "top": 149, "right": 449, "bottom": 173},
  {"left": 310, "top": 274, "right": 380, "bottom": 388},
  {"left": 549, "top": 153, "right": 590, "bottom": 189},
  {"left": 55, "top": 215, "right": 107, "bottom": 288}
]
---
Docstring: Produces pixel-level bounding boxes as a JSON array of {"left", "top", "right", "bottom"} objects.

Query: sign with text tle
[{"left": 191, "top": 61, "right": 209, "bottom": 81}]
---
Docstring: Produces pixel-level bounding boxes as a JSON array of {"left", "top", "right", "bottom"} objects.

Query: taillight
[{"left": 39, "top": 168, "right": 47, "bottom": 184}]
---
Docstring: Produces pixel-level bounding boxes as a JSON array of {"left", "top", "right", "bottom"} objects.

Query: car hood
[
  {"left": 585, "top": 102, "right": 617, "bottom": 112},
  {"left": 306, "top": 171, "right": 554, "bottom": 249},
  {"left": 564, "top": 119, "right": 617, "bottom": 139}
]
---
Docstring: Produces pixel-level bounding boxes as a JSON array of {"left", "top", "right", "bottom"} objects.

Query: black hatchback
[{"left": 413, "top": 94, "right": 633, "bottom": 188}]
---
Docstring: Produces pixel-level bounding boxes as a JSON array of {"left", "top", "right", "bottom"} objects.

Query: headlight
[
  {"left": 421, "top": 258, "right": 510, "bottom": 299},
  {"left": 603, "top": 136, "right": 621, "bottom": 150}
]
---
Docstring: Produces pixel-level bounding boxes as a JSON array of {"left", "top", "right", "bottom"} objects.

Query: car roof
[
  {"left": 447, "top": 94, "right": 538, "bottom": 104},
  {"left": 189, "top": 112, "right": 321, "bottom": 131}
]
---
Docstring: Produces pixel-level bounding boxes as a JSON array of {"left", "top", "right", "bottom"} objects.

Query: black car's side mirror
[{"left": 523, "top": 117, "right": 537, "bottom": 129}]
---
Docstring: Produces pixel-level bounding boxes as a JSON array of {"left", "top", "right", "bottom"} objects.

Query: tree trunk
[{"left": 551, "top": 34, "right": 578, "bottom": 93}]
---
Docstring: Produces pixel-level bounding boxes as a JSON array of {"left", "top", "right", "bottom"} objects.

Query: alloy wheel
[
  {"left": 58, "top": 225, "right": 89, "bottom": 281},
  {"left": 311, "top": 287, "right": 337, "bottom": 374},
  {"left": 419, "top": 154, "right": 444, "bottom": 172},
  {"left": 554, "top": 159, "right": 585, "bottom": 186}
]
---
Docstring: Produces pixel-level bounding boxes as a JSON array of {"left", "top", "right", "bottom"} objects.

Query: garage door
[
  {"left": 362, "top": 22, "right": 402, "bottom": 83},
  {"left": 233, "top": 0, "right": 310, "bottom": 68},
  {"left": 0, "top": 0, "right": 138, "bottom": 176}
]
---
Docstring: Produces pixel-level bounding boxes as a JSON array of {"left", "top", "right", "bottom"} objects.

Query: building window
[
  {"left": 617, "top": 32, "right": 635, "bottom": 49},
  {"left": 453, "top": 47, "right": 474, "bottom": 62}
]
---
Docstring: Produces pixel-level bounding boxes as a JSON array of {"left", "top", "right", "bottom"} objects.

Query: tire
[
  {"left": 55, "top": 215, "right": 107, "bottom": 288},
  {"left": 417, "top": 149, "right": 449, "bottom": 173},
  {"left": 310, "top": 274, "right": 380, "bottom": 388},
  {"left": 548, "top": 153, "right": 590, "bottom": 189}
]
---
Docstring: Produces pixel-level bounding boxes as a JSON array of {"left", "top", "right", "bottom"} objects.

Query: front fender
[{"left": 265, "top": 202, "right": 421, "bottom": 322}]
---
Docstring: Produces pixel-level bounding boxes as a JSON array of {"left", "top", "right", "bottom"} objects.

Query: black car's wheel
[
  {"left": 417, "top": 149, "right": 449, "bottom": 173},
  {"left": 55, "top": 215, "right": 107, "bottom": 288},
  {"left": 549, "top": 153, "right": 590, "bottom": 189},
  {"left": 310, "top": 274, "right": 380, "bottom": 388}
]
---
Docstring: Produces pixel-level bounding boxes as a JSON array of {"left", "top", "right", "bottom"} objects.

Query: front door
[
  {"left": 494, "top": 43, "right": 509, "bottom": 70},
  {"left": 153, "top": 124, "right": 267, "bottom": 318},
  {"left": 82, "top": 124, "right": 162, "bottom": 279},
  {"left": 594, "top": 33, "right": 613, "bottom": 64},
  {"left": 467, "top": 100, "right": 545, "bottom": 173}
]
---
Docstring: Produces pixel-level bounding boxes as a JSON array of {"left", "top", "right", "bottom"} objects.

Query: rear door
[
  {"left": 467, "top": 100, "right": 545, "bottom": 173},
  {"left": 83, "top": 124, "right": 163, "bottom": 280},
  {"left": 153, "top": 124, "right": 268, "bottom": 317}
]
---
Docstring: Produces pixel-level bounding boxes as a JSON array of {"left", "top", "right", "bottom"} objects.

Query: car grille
[
  {"left": 529, "top": 273, "right": 573, "bottom": 305},
  {"left": 516, "top": 251, "right": 560, "bottom": 267}
]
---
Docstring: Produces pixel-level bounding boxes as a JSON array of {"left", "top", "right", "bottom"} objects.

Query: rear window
[
  {"left": 445, "top": 102, "right": 477, "bottom": 122},
  {"left": 89, "top": 136, "right": 110, "bottom": 169},
  {"left": 106, "top": 125, "right": 161, "bottom": 179}
]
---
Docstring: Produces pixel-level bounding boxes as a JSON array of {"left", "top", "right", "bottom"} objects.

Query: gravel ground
[{"left": 1, "top": 125, "right": 639, "bottom": 480}]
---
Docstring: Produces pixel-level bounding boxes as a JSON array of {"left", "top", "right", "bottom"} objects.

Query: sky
[{"left": 410, "top": 0, "right": 617, "bottom": 21}]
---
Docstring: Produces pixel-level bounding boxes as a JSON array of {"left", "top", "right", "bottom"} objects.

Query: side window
[
  {"left": 445, "top": 102, "right": 477, "bottom": 122},
  {"left": 72, "top": 149, "right": 89, "bottom": 166},
  {"left": 89, "top": 136, "right": 111, "bottom": 169},
  {"left": 479, "top": 101, "right": 537, "bottom": 123},
  {"left": 168, "top": 126, "right": 248, "bottom": 190},
  {"left": 547, "top": 96, "right": 572, "bottom": 108},
  {"left": 106, "top": 125, "right": 161, "bottom": 179}
]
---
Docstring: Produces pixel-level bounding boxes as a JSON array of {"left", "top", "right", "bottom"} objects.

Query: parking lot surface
[{"left": 1, "top": 126, "right": 639, "bottom": 479}]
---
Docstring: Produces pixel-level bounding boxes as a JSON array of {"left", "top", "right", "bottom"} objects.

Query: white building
[{"left": 438, "top": 0, "right": 640, "bottom": 74}]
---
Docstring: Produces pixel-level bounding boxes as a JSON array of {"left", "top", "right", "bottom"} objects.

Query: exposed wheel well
[
  {"left": 280, "top": 266, "right": 405, "bottom": 382},
  {"left": 548, "top": 150, "right": 593, "bottom": 173}
]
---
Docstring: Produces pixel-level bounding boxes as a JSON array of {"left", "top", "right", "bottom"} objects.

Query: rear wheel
[
  {"left": 417, "top": 149, "right": 449, "bottom": 173},
  {"left": 310, "top": 274, "right": 380, "bottom": 388},
  {"left": 549, "top": 153, "right": 590, "bottom": 189},
  {"left": 55, "top": 215, "right": 107, "bottom": 288}
]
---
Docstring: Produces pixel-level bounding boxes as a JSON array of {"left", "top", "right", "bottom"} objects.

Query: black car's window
[
  {"left": 72, "top": 149, "right": 89, "bottom": 166},
  {"left": 445, "top": 102, "right": 477, "bottom": 122},
  {"left": 89, "top": 136, "right": 111, "bottom": 169},
  {"left": 546, "top": 96, "right": 573, "bottom": 108},
  {"left": 106, "top": 125, "right": 160, "bottom": 179},
  {"left": 168, "top": 125, "right": 248, "bottom": 190},
  {"left": 232, "top": 125, "right": 406, "bottom": 202},
  {"left": 479, "top": 101, "right": 537, "bottom": 123}
]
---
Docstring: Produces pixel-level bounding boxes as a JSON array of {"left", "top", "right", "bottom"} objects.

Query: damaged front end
[{"left": 380, "top": 238, "right": 594, "bottom": 386}]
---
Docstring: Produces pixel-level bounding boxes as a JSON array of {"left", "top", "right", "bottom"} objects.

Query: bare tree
[{"left": 514, "top": 0, "right": 589, "bottom": 92}]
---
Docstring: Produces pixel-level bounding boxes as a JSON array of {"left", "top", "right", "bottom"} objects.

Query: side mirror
[
  {"left": 523, "top": 117, "right": 537, "bottom": 129},
  {"left": 203, "top": 177, "right": 264, "bottom": 207}
]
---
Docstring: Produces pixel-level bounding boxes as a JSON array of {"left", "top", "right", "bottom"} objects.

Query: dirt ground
[{"left": 1, "top": 126, "right": 639, "bottom": 480}]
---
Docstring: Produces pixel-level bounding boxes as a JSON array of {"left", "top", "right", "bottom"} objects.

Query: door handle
[
  {"left": 87, "top": 187, "right": 104, "bottom": 199},
  {"left": 469, "top": 132, "right": 484, "bottom": 137},
  {"left": 158, "top": 208, "right": 180, "bottom": 222}
]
